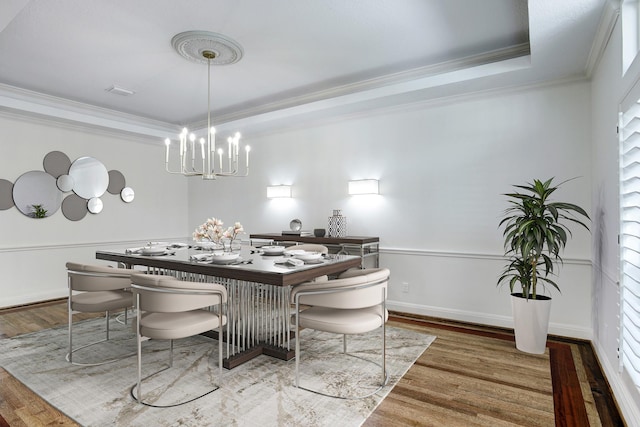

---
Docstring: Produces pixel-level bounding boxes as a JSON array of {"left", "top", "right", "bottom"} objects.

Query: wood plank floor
[{"left": 0, "top": 301, "right": 626, "bottom": 426}]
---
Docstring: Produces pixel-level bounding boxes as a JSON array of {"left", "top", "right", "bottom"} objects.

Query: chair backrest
[
  {"left": 131, "top": 273, "right": 227, "bottom": 313},
  {"left": 291, "top": 268, "right": 389, "bottom": 309},
  {"left": 285, "top": 244, "right": 329, "bottom": 254},
  {"left": 66, "top": 262, "right": 134, "bottom": 292}
]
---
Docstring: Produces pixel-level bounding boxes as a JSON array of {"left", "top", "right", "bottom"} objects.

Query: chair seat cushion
[
  {"left": 296, "top": 306, "right": 387, "bottom": 334},
  {"left": 139, "top": 310, "right": 225, "bottom": 340},
  {"left": 71, "top": 290, "right": 132, "bottom": 312}
]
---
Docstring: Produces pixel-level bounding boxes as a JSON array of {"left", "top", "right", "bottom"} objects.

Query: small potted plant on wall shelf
[{"left": 498, "top": 178, "right": 590, "bottom": 354}]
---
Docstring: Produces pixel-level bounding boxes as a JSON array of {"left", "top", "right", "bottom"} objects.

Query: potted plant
[{"left": 498, "top": 178, "right": 590, "bottom": 353}]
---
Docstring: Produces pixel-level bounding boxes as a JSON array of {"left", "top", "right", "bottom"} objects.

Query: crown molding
[
  {"left": 236, "top": 74, "right": 589, "bottom": 141},
  {"left": 0, "top": 83, "right": 178, "bottom": 138},
  {"left": 585, "top": 0, "right": 621, "bottom": 77},
  {"left": 0, "top": 43, "right": 530, "bottom": 141},
  {"left": 191, "top": 43, "right": 531, "bottom": 129},
  {"left": 209, "top": 56, "right": 531, "bottom": 133}
]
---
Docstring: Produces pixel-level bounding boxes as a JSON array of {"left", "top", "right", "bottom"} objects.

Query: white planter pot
[{"left": 510, "top": 293, "right": 552, "bottom": 354}]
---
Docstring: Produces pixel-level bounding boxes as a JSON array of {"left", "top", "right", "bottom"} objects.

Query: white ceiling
[{"left": 0, "top": 0, "right": 609, "bottom": 138}]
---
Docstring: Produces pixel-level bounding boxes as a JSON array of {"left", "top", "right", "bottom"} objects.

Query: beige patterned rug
[{"left": 0, "top": 317, "right": 434, "bottom": 426}]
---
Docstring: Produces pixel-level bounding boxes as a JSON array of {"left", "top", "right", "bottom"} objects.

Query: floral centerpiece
[{"left": 193, "top": 217, "right": 244, "bottom": 252}]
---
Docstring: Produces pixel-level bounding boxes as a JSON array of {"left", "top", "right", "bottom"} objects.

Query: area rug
[{"left": 0, "top": 318, "right": 434, "bottom": 426}]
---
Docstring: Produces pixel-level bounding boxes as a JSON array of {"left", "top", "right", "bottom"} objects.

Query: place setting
[
  {"left": 124, "top": 242, "right": 183, "bottom": 256},
  {"left": 189, "top": 251, "right": 253, "bottom": 265},
  {"left": 256, "top": 245, "right": 286, "bottom": 256},
  {"left": 273, "top": 249, "right": 326, "bottom": 269}
]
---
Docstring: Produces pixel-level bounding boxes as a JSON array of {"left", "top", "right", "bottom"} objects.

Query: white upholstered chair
[
  {"left": 130, "top": 273, "right": 227, "bottom": 407},
  {"left": 284, "top": 243, "right": 329, "bottom": 254},
  {"left": 290, "top": 267, "right": 390, "bottom": 399},
  {"left": 66, "top": 262, "right": 135, "bottom": 366},
  {"left": 285, "top": 244, "right": 330, "bottom": 281}
]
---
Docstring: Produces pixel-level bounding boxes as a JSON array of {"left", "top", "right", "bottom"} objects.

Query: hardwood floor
[{"left": 0, "top": 301, "right": 625, "bottom": 426}]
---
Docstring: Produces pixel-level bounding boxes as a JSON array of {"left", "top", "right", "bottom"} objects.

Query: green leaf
[{"left": 497, "top": 177, "right": 590, "bottom": 297}]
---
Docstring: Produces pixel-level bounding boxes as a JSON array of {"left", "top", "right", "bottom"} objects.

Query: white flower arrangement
[{"left": 193, "top": 217, "right": 244, "bottom": 251}]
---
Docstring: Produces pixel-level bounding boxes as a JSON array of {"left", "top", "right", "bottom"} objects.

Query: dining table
[{"left": 96, "top": 243, "right": 361, "bottom": 369}]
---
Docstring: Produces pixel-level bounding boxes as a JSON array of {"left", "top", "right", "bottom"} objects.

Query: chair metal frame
[
  {"left": 130, "top": 283, "right": 227, "bottom": 408},
  {"left": 293, "top": 277, "right": 389, "bottom": 399},
  {"left": 66, "top": 268, "right": 134, "bottom": 366}
]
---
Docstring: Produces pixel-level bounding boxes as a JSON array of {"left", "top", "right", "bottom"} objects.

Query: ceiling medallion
[{"left": 171, "top": 30, "right": 243, "bottom": 66}]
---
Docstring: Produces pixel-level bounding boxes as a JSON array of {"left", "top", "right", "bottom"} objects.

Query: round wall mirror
[
  {"left": 107, "top": 170, "right": 126, "bottom": 194},
  {"left": 87, "top": 197, "right": 103, "bottom": 214},
  {"left": 43, "top": 151, "right": 71, "bottom": 178},
  {"left": 56, "top": 174, "right": 75, "bottom": 192},
  {"left": 69, "top": 157, "right": 109, "bottom": 200},
  {"left": 61, "top": 194, "right": 88, "bottom": 221},
  {"left": 120, "top": 187, "right": 135, "bottom": 203},
  {"left": 12, "top": 171, "right": 62, "bottom": 218},
  {"left": 0, "top": 179, "right": 14, "bottom": 211}
]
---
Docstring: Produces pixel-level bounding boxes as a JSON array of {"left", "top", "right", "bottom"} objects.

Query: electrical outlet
[{"left": 402, "top": 282, "right": 409, "bottom": 293}]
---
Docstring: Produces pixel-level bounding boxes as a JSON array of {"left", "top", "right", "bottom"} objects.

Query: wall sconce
[
  {"left": 267, "top": 185, "right": 292, "bottom": 198},
  {"left": 348, "top": 179, "right": 379, "bottom": 195}
]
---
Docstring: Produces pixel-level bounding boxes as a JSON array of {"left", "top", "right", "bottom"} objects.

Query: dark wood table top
[
  {"left": 250, "top": 233, "right": 379, "bottom": 245},
  {"left": 96, "top": 245, "right": 361, "bottom": 287}
]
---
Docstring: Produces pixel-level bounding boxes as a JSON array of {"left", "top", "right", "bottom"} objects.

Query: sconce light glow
[
  {"left": 348, "top": 179, "right": 379, "bottom": 195},
  {"left": 267, "top": 185, "right": 292, "bottom": 198}
]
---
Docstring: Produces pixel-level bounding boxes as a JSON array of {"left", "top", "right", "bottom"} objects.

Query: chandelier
[{"left": 164, "top": 31, "right": 250, "bottom": 180}]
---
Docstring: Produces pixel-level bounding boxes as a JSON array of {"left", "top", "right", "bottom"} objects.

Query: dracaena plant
[{"left": 498, "top": 178, "right": 590, "bottom": 300}]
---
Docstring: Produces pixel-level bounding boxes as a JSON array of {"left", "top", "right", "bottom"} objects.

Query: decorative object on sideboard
[
  {"left": 164, "top": 31, "right": 250, "bottom": 180},
  {"left": 282, "top": 218, "right": 304, "bottom": 236},
  {"left": 313, "top": 228, "right": 326, "bottom": 237},
  {"left": 328, "top": 209, "right": 347, "bottom": 237},
  {"left": 0, "top": 151, "right": 135, "bottom": 221}
]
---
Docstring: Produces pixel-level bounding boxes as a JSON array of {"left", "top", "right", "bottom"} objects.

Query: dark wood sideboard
[{"left": 249, "top": 233, "right": 379, "bottom": 268}]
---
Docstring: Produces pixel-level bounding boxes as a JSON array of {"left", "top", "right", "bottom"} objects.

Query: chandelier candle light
[{"left": 164, "top": 31, "right": 250, "bottom": 180}]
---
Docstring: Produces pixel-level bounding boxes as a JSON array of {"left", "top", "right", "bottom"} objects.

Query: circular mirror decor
[
  {"left": 0, "top": 179, "right": 14, "bottom": 210},
  {"left": 61, "top": 194, "right": 88, "bottom": 221},
  {"left": 107, "top": 170, "right": 126, "bottom": 194},
  {"left": 56, "top": 174, "right": 75, "bottom": 192},
  {"left": 69, "top": 157, "right": 109, "bottom": 199},
  {"left": 12, "top": 171, "right": 62, "bottom": 218},
  {"left": 87, "top": 197, "right": 103, "bottom": 214},
  {"left": 120, "top": 187, "right": 135, "bottom": 203},
  {"left": 43, "top": 151, "right": 71, "bottom": 178}
]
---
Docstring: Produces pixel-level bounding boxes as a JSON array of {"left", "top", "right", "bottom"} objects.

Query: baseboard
[
  {"left": 387, "top": 300, "right": 592, "bottom": 340},
  {"left": 0, "top": 289, "right": 67, "bottom": 309},
  {"left": 593, "top": 340, "right": 640, "bottom": 426}
]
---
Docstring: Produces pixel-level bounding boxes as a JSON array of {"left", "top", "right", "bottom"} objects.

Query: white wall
[
  {"left": 188, "top": 80, "right": 593, "bottom": 338},
  {"left": 0, "top": 73, "right": 594, "bottom": 338},
  {"left": 0, "top": 115, "right": 188, "bottom": 307},
  {"left": 591, "top": 11, "right": 640, "bottom": 423}
]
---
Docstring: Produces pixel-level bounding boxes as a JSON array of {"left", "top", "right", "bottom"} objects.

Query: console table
[{"left": 249, "top": 234, "right": 379, "bottom": 268}]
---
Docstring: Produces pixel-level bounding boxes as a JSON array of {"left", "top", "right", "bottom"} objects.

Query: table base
[
  {"left": 202, "top": 330, "right": 296, "bottom": 369},
  {"left": 146, "top": 267, "right": 294, "bottom": 369}
]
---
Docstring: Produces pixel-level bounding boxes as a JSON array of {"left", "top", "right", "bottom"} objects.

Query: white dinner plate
[
  {"left": 292, "top": 251, "right": 323, "bottom": 261},
  {"left": 210, "top": 252, "right": 240, "bottom": 263},
  {"left": 261, "top": 245, "right": 285, "bottom": 255},
  {"left": 140, "top": 247, "right": 166, "bottom": 256}
]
